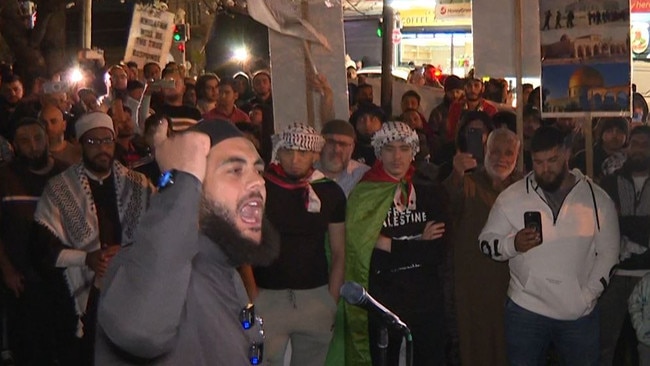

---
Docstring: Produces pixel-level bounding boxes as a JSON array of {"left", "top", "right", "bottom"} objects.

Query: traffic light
[
  {"left": 177, "top": 42, "right": 185, "bottom": 53},
  {"left": 433, "top": 66, "right": 442, "bottom": 79},
  {"left": 376, "top": 19, "right": 383, "bottom": 37},
  {"left": 173, "top": 24, "right": 187, "bottom": 42}
]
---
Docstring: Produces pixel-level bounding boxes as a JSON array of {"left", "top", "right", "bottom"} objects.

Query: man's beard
[
  {"left": 321, "top": 154, "right": 346, "bottom": 174},
  {"left": 485, "top": 160, "right": 515, "bottom": 182},
  {"left": 17, "top": 149, "right": 49, "bottom": 170},
  {"left": 624, "top": 155, "right": 650, "bottom": 173},
  {"left": 83, "top": 152, "right": 113, "bottom": 174},
  {"left": 535, "top": 166, "right": 567, "bottom": 192},
  {"left": 199, "top": 198, "right": 280, "bottom": 267},
  {"left": 466, "top": 93, "right": 480, "bottom": 102}
]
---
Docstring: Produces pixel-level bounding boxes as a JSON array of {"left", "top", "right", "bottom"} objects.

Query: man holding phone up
[{"left": 478, "top": 126, "right": 619, "bottom": 365}]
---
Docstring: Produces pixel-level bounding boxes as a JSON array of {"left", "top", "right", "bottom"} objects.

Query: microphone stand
[
  {"left": 404, "top": 330, "right": 413, "bottom": 366},
  {"left": 378, "top": 314, "right": 413, "bottom": 366},
  {"left": 377, "top": 326, "right": 388, "bottom": 366}
]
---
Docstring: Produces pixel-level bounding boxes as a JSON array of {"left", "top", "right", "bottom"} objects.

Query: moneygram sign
[
  {"left": 436, "top": 4, "right": 472, "bottom": 19},
  {"left": 400, "top": 5, "right": 471, "bottom": 29},
  {"left": 632, "top": 0, "right": 650, "bottom": 13}
]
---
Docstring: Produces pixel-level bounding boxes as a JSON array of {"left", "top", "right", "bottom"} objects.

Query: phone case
[
  {"left": 466, "top": 128, "right": 484, "bottom": 163},
  {"left": 524, "top": 211, "right": 543, "bottom": 243}
]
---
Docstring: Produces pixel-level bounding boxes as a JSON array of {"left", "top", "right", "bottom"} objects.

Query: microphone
[{"left": 340, "top": 281, "right": 410, "bottom": 334}]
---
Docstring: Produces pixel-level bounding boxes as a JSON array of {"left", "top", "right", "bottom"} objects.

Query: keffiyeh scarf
[
  {"left": 265, "top": 162, "right": 327, "bottom": 213},
  {"left": 271, "top": 123, "right": 325, "bottom": 162},
  {"left": 34, "top": 161, "right": 151, "bottom": 325},
  {"left": 371, "top": 121, "right": 420, "bottom": 159},
  {"left": 363, "top": 160, "right": 417, "bottom": 212}
]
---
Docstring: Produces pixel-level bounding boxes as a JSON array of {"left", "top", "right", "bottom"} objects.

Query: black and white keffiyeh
[
  {"left": 371, "top": 121, "right": 420, "bottom": 158},
  {"left": 34, "top": 161, "right": 152, "bottom": 330},
  {"left": 271, "top": 123, "right": 325, "bottom": 162}
]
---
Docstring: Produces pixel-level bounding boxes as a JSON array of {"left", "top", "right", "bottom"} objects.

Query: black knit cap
[
  {"left": 444, "top": 75, "right": 464, "bottom": 91},
  {"left": 188, "top": 119, "right": 244, "bottom": 146}
]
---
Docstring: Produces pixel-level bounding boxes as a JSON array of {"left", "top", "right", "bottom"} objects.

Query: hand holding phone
[
  {"left": 515, "top": 211, "right": 543, "bottom": 252},
  {"left": 465, "top": 127, "right": 485, "bottom": 165},
  {"left": 452, "top": 151, "right": 477, "bottom": 178},
  {"left": 43, "top": 81, "right": 68, "bottom": 94},
  {"left": 524, "top": 211, "right": 543, "bottom": 241},
  {"left": 147, "top": 79, "right": 176, "bottom": 92}
]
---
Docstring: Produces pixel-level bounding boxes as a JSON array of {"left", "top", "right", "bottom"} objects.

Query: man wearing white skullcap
[
  {"left": 245, "top": 122, "right": 346, "bottom": 366},
  {"left": 33, "top": 111, "right": 153, "bottom": 363},
  {"left": 343, "top": 121, "right": 449, "bottom": 365}
]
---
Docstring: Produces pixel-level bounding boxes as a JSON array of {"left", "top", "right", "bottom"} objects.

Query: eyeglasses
[
  {"left": 240, "top": 304, "right": 265, "bottom": 365},
  {"left": 325, "top": 138, "right": 353, "bottom": 149},
  {"left": 83, "top": 137, "right": 115, "bottom": 146}
]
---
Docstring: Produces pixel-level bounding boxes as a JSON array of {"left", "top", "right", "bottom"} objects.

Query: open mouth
[{"left": 238, "top": 198, "right": 264, "bottom": 225}]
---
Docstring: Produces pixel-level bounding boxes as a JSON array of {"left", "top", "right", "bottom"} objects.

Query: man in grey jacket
[{"left": 95, "top": 119, "right": 279, "bottom": 365}]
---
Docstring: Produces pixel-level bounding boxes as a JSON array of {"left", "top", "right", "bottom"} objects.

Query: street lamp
[
  {"left": 68, "top": 68, "right": 84, "bottom": 84},
  {"left": 233, "top": 46, "right": 249, "bottom": 62}
]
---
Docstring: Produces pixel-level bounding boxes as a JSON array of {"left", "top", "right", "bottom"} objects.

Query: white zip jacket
[{"left": 478, "top": 169, "right": 619, "bottom": 320}]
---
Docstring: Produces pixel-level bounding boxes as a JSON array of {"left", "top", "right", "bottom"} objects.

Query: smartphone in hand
[
  {"left": 465, "top": 127, "right": 484, "bottom": 167},
  {"left": 147, "top": 79, "right": 176, "bottom": 92},
  {"left": 43, "top": 81, "right": 68, "bottom": 94},
  {"left": 524, "top": 211, "right": 543, "bottom": 243}
]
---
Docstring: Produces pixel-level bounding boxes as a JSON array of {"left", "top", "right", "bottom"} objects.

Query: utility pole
[
  {"left": 82, "top": 0, "right": 92, "bottom": 48},
  {"left": 380, "top": 0, "right": 394, "bottom": 116}
]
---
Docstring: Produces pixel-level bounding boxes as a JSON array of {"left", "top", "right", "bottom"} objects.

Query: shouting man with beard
[
  {"left": 95, "top": 119, "right": 280, "bottom": 365},
  {"left": 598, "top": 125, "right": 650, "bottom": 365},
  {"left": 479, "top": 126, "right": 619, "bottom": 365},
  {"left": 0, "top": 118, "right": 69, "bottom": 365},
  {"left": 34, "top": 112, "right": 153, "bottom": 364}
]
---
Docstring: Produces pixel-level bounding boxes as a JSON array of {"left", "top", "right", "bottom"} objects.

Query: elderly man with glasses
[{"left": 315, "top": 119, "right": 370, "bottom": 197}]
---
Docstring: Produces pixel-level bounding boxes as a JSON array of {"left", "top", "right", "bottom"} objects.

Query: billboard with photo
[
  {"left": 539, "top": 0, "right": 631, "bottom": 117},
  {"left": 632, "top": 12, "right": 650, "bottom": 60}
]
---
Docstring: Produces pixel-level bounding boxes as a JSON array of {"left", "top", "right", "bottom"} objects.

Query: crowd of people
[{"left": 0, "top": 51, "right": 647, "bottom": 366}]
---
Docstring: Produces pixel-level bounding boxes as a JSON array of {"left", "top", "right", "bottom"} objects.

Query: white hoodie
[{"left": 478, "top": 169, "right": 619, "bottom": 320}]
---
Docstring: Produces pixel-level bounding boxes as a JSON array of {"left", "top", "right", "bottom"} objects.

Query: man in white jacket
[{"left": 479, "top": 126, "right": 619, "bottom": 365}]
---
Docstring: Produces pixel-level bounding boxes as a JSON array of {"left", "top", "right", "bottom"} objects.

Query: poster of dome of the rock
[{"left": 539, "top": 0, "right": 631, "bottom": 117}]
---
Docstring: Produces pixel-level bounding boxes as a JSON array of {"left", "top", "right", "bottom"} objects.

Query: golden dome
[{"left": 569, "top": 66, "right": 604, "bottom": 90}]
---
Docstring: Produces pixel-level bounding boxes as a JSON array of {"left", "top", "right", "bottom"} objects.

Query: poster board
[
  {"left": 473, "top": 0, "right": 541, "bottom": 79},
  {"left": 539, "top": 0, "right": 631, "bottom": 118},
  {"left": 124, "top": 5, "right": 176, "bottom": 68},
  {"left": 263, "top": 1, "right": 349, "bottom": 132}
]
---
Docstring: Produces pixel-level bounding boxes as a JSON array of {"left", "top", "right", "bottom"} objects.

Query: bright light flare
[
  {"left": 233, "top": 47, "right": 249, "bottom": 62},
  {"left": 68, "top": 68, "right": 83, "bottom": 83}
]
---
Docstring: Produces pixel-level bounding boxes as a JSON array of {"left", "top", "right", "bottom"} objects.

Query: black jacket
[
  {"left": 96, "top": 172, "right": 256, "bottom": 365},
  {"left": 600, "top": 167, "right": 650, "bottom": 271}
]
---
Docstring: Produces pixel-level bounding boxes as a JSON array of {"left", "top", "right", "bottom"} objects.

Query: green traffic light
[
  {"left": 376, "top": 28, "right": 382, "bottom": 37},
  {"left": 174, "top": 34, "right": 181, "bottom": 41}
]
